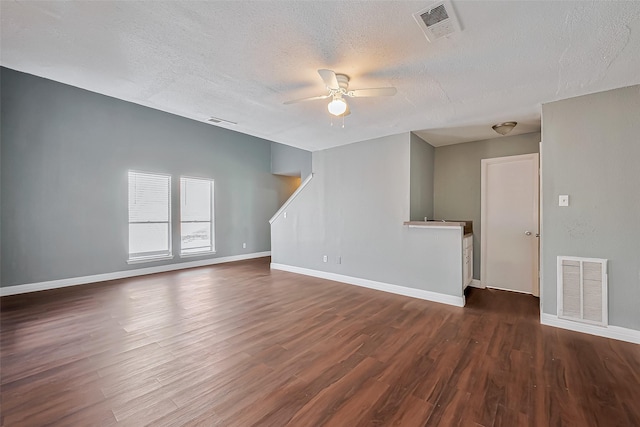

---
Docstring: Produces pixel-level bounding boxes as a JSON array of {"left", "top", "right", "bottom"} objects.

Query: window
[
  {"left": 180, "top": 177, "right": 215, "bottom": 255},
  {"left": 128, "top": 171, "right": 172, "bottom": 262}
]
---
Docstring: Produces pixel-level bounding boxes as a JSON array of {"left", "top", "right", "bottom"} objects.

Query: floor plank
[{"left": 1, "top": 257, "right": 639, "bottom": 426}]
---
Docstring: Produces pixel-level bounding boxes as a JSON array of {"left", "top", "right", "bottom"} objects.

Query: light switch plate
[{"left": 559, "top": 195, "right": 569, "bottom": 207}]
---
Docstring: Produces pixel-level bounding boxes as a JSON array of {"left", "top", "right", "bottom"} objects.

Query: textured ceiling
[{"left": 2, "top": 1, "right": 639, "bottom": 150}]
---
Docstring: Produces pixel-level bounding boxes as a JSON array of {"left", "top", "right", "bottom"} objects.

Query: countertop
[
  {"left": 403, "top": 221, "right": 466, "bottom": 227},
  {"left": 403, "top": 220, "right": 473, "bottom": 235}
]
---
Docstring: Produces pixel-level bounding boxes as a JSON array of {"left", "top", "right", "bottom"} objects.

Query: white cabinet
[{"left": 463, "top": 235, "right": 473, "bottom": 289}]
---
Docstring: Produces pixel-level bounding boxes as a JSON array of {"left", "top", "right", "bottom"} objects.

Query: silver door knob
[{"left": 525, "top": 231, "right": 532, "bottom": 236}]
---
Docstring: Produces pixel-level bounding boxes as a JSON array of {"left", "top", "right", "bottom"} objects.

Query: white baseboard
[
  {"left": 540, "top": 313, "right": 640, "bottom": 345},
  {"left": 469, "top": 279, "right": 484, "bottom": 289},
  {"left": 270, "top": 263, "right": 465, "bottom": 308},
  {"left": 0, "top": 252, "right": 271, "bottom": 297}
]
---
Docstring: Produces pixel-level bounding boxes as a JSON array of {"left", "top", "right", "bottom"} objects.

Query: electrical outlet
[
  {"left": 242, "top": 243, "right": 246, "bottom": 249},
  {"left": 284, "top": 212, "right": 287, "bottom": 218},
  {"left": 323, "top": 255, "right": 328, "bottom": 263}
]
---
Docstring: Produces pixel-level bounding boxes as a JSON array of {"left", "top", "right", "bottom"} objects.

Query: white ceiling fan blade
[
  {"left": 348, "top": 87, "right": 397, "bottom": 97},
  {"left": 318, "top": 69, "right": 339, "bottom": 90},
  {"left": 283, "top": 94, "right": 331, "bottom": 105}
]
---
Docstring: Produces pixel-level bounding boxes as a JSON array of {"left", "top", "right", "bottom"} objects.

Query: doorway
[{"left": 481, "top": 153, "right": 539, "bottom": 295}]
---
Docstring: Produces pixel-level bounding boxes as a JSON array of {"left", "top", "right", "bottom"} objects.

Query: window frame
[
  {"left": 179, "top": 175, "right": 215, "bottom": 257},
  {"left": 127, "top": 170, "right": 173, "bottom": 263}
]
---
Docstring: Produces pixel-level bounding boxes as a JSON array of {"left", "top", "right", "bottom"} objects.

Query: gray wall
[
  {"left": 271, "top": 132, "right": 463, "bottom": 298},
  {"left": 1, "top": 67, "right": 298, "bottom": 287},
  {"left": 410, "top": 132, "right": 435, "bottom": 221},
  {"left": 541, "top": 85, "right": 640, "bottom": 330},
  {"left": 433, "top": 132, "right": 541, "bottom": 279},
  {"left": 271, "top": 141, "right": 312, "bottom": 179}
]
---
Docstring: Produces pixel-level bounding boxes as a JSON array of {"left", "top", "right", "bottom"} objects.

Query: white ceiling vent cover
[
  {"left": 413, "top": 1, "right": 461, "bottom": 42},
  {"left": 557, "top": 256, "right": 608, "bottom": 327},
  {"left": 208, "top": 116, "right": 237, "bottom": 125}
]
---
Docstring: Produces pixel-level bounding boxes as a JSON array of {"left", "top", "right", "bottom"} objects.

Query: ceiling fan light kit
[
  {"left": 285, "top": 69, "right": 397, "bottom": 119},
  {"left": 492, "top": 121, "right": 517, "bottom": 136},
  {"left": 328, "top": 97, "right": 347, "bottom": 116}
]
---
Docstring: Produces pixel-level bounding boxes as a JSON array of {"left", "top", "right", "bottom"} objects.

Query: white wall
[
  {"left": 433, "top": 132, "right": 541, "bottom": 279},
  {"left": 271, "top": 142, "right": 312, "bottom": 179},
  {"left": 271, "top": 132, "right": 463, "bottom": 300},
  {"left": 541, "top": 84, "right": 640, "bottom": 331},
  {"left": 0, "top": 68, "right": 298, "bottom": 288},
  {"left": 410, "top": 133, "right": 435, "bottom": 221}
]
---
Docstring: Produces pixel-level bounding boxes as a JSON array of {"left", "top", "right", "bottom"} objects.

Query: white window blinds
[
  {"left": 128, "top": 171, "right": 172, "bottom": 260},
  {"left": 180, "top": 177, "right": 214, "bottom": 255}
]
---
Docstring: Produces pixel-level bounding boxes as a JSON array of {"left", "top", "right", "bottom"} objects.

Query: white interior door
[{"left": 481, "top": 154, "right": 539, "bottom": 295}]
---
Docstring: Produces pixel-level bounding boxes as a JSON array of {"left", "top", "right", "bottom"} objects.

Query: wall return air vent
[
  {"left": 557, "top": 256, "right": 608, "bottom": 327},
  {"left": 413, "top": 1, "right": 461, "bottom": 42}
]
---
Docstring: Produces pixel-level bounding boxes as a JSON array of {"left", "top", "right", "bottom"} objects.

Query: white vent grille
[
  {"left": 413, "top": 1, "right": 461, "bottom": 42},
  {"left": 557, "top": 256, "right": 608, "bottom": 326},
  {"left": 207, "top": 116, "right": 237, "bottom": 125}
]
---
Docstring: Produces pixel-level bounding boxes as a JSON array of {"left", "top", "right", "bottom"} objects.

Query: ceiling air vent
[
  {"left": 413, "top": 1, "right": 461, "bottom": 42},
  {"left": 208, "top": 116, "right": 237, "bottom": 125}
]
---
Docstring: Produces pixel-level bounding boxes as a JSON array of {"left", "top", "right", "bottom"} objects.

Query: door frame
[{"left": 480, "top": 153, "right": 540, "bottom": 296}]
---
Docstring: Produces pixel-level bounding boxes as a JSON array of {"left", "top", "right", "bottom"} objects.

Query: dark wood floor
[{"left": 1, "top": 257, "right": 639, "bottom": 426}]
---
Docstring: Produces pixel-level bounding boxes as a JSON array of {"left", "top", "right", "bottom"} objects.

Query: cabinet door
[
  {"left": 463, "top": 253, "right": 469, "bottom": 289},
  {"left": 466, "top": 246, "right": 473, "bottom": 285},
  {"left": 463, "top": 236, "right": 473, "bottom": 288}
]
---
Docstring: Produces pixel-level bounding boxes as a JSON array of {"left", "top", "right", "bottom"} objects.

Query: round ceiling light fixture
[
  {"left": 492, "top": 121, "right": 518, "bottom": 136},
  {"left": 327, "top": 97, "right": 347, "bottom": 116}
]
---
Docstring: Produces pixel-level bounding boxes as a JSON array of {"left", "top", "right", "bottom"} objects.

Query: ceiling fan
[{"left": 284, "top": 69, "right": 397, "bottom": 117}]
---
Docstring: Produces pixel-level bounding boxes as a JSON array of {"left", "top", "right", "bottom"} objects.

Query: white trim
[
  {"left": 269, "top": 173, "right": 314, "bottom": 224},
  {"left": 538, "top": 139, "right": 544, "bottom": 311},
  {"left": 128, "top": 170, "right": 173, "bottom": 262},
  {"left": 469, "top": 279, "right": 485, "bottom": 289},
  {"left": 127, "top": 254, "right": 174, "bottom": 264},
  {"left": 0, "top": 252, "right": 271, "bottom": 297},
  {"left": 540, "top": 313, "right": 640, "bottom": 345},
  {"left": 270, "top": 263, "right": 465, "bottom": 308},
  {"left": 486, "top": 285, "right": 532, "bottom": 295},
  {"left": 179, "top": 175, "right": 216, "bottom": 257}
]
